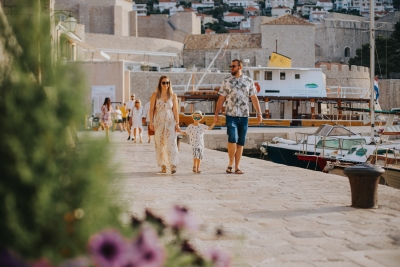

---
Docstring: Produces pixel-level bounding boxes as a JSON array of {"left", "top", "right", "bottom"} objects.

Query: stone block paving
[{"left": 84, "top": 130, "right": 400, "bottom": 267}]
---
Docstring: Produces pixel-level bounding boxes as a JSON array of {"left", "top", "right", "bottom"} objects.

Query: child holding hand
[{"left": 180, "top": 110, "right": 215, "bottom": 173}]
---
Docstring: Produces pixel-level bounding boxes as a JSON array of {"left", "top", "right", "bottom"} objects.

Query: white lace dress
[{"left": 153, "top": 97, "right": 179, "bottom": 167}]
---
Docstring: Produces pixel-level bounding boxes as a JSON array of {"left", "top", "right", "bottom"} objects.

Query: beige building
[{"left": 184, "top": 15, "right": 316, "bottom": 69}]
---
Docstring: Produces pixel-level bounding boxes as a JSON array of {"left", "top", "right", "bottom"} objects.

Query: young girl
[
  {"left": 130, "top": 99, "right": 144, "bottom": 143},
  {"left": 180, "top": 110, "right": 215, "bottom": 173}
]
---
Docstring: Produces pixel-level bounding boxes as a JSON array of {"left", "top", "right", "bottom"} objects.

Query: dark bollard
[{"left": 343, "top": 163, "right": 385, "bottom": 209}]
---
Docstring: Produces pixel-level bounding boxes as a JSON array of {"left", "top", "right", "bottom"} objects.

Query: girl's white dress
[{"left": 131, "top": 106, "right": 143, "bottom": 129}]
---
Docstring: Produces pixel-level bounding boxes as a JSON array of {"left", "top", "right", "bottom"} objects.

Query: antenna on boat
[
  {"left": 369, "top": 0, "right": 376, "bottom": 145},
  {"left": 194, "top": 34, "right": 230, "bottom": 91},
  {"left": 276, "top": 38, "right": 278, "bottom": 53}
]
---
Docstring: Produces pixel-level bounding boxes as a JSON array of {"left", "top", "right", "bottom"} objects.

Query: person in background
[
  {"left": 214, "top": 59, "right": 262, "bottom": 174},
  {"left": 101, "top": 97, "right": 114, "bottom": 142},
  {"left": 179, "top": 110, "right": 215, "bottom": 174},
  {"left": 131, "top": 99, "right": 144, "bottom": 143},
  {"left": 149, "top": 76, "right": 180, "bottom": 174},
  {"left": 142, "top": 97, "right": 152, "bottom": 143},
  {"left": 113, "top": 105, "right": 123, "bottom": 132},
  {"left": 120, "top": 102, "right": 128, "bottom": 131},
  {"left": 126, "top": 94, "right": 135, "bottom": 141}
]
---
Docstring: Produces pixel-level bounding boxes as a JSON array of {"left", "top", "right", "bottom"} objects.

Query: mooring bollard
[{"left": 343, "top": 163, "right": 385, "bottom": 209}]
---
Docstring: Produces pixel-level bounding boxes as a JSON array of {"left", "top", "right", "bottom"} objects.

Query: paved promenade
[{"left": 84, "top": 130, "right": 400, "bottom": 267}]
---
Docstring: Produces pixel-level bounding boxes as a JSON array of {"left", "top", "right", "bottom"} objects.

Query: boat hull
[
  {"left": 383, "top": 167, "right": 400, "bottom": 189},
  {"left": 267, "top": 146, "right": 322, "bottom": 171}
]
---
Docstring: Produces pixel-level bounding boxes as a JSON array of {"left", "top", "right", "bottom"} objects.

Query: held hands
[
  {"left": 214, "top": 114, "right": 219, "bottom": 123},
  {"left": 257, "top": 113, "right": 263, "bottom": 123},
  {"left": 175, "top": 124, "right": 180, "bottom": 132},
  {"left": 149, "top": 122, "right": 154, "bottom": 131}
]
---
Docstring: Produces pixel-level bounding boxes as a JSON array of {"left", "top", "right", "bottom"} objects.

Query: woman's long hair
[
  {"left": 103, "top": 97, "right": 111, "bottom": 111},
  {"left": 156, "top": 75, "right": 173, "bottom": 99}
]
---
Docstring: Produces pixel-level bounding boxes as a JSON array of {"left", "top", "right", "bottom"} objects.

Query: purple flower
[
  {"left": 166, "top": 205, "right": 198, "bottom": 231},
  {"left": 0, "top": 248, "right": 28, "bottom": 267},
  {"left": 128, "top": 227, "right": 165, "bottom": 267},
  {"left": 205, "top": 248, "right": 232, "bottom": 267},
  {"left": 88, "top": 229, "right": 128, "bottom": 267},
  {"left": 31, "top": 258, "right": 53, "bottom": 267}
]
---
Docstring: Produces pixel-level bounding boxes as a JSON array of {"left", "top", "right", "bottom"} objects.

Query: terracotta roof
[
  {"left": 245, "top": 6, "right": 258, "bottom": 11},
  {"left": 225, "top": 12, "right": 244, "bottom": 17},
  {"left": 262, "top": 14, "right": 314, "bottom": 25},
  {"left": 184, "top": 33, "right": 262, "bottom": 49},
  {"left": 205, "top": 29, "right": 215, "bottom": 34}
]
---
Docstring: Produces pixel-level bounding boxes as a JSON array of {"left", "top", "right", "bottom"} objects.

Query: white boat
[{"left": 264, "top": 124, "right": 377, "bottom": 171}]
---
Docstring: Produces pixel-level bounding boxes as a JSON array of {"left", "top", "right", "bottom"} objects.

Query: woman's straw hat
[{"left": 191, "top": 110, "right": 203, "bottom": 119}]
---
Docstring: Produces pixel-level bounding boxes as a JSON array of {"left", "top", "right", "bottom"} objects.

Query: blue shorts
[{"left": 226, "top": 115, "right": 248, "bottom": 146}]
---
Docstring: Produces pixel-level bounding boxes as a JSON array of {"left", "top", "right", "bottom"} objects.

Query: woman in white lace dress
[
  {"left": 100, "top": 97, "right": 113, "bottom": 142},
  {"left": 149, "top": 76, "right": 180, "bottom": 174},
  {"left": 131, "top": 99, "right": 144, "bottom": 143}
]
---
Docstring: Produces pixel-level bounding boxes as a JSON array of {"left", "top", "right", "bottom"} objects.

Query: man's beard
[{"left": 231, "top": 69, "right": 238, "bottom": 76}]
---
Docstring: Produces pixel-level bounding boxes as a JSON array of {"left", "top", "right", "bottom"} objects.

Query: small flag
[{"left": 374, "top": 76, "right": 380, "bottom": 101}]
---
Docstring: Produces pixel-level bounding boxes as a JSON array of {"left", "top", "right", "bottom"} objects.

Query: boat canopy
[{"left": 313, "top": 124, "right": 357, "bottom": 136}]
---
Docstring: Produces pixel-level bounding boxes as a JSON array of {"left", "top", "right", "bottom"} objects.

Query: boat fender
[{"left": 272, "top": 137, "right": 297, "bottom": 145}]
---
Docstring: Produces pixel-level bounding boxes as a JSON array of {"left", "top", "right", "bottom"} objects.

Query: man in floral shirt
[{"left": 214, "top": 59, "right": 262, "bottom": 174}]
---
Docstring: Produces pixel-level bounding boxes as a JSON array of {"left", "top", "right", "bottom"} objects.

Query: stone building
[
  {"left": 184, "top": 15, "right": 315, "bottom": 69},
  {"left": 315, "top": 13, "right": 394, "bottom": 63}
]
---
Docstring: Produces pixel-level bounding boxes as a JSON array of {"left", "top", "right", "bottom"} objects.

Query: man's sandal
[
  {"left": 226, "top": 166, "right": 233, "bottom": 174},
  {"left": 235, "top": 169, "right": 244, "bottom": 174}
]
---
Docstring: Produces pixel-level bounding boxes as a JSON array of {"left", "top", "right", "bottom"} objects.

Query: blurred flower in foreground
[
  {"left": 128, "top": 227, "right": 165, "bottom": 267},
  {"left": 0, "top": 248, "right": 28, "bottom": 267},
  {"left": 205, "top": 248, "right": 232, "bottom": 267},
  {"left": 59, "top": 257, "right": 91, "bottom": 267},
  {"left": 31, "top": 258, "right": 53, "bottom": 267},
  {"left": 88, "top": 229, "right": 128, "bottom": 267},
  {"left": 167, "top": 205, "right": 198, "bottom": 231}
]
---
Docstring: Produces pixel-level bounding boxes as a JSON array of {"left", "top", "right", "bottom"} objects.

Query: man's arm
[
  {"left": 250, "top": 94, "right": 263, "bottom": 123},
  {"left": 214, "top": 95, "right": 226, "bottom": 123}
]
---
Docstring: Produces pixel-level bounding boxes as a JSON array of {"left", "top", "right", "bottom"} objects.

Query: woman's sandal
[
  {"left": 171, "top": 165, "right": 177, "bottom": 174},
  {"left": 161, "top": 165, "right": 167, "bottom": 173},
  {"left": 193, "top": 167, "right": 197, "bottom": 173},
  {"left": 197, "top": 169, "right": 201, "bottom": 174},
  {"left": 226, "top": 166, "right": 233, "bottom": 174},
  {"left": 235, "top": 169, "right": 244, "bottom": 174}
]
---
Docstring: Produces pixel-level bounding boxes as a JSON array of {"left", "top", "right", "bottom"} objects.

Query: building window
[
  {"left": 55, "top": 13, "right": 67, "bottom": 22},
  {"left": 280, "top": 72, "right": 286, "bottom": 80},
  {"left": 344, "top": 47, "right": 350, "bottom": 57},
  {"left": 265, "top": 71, "right": 272, "bottom": 80},
  {"left": 295, "top": 74, "right": 300, "bottom": 79},
  {"left": 254, "top": 70, "right": 260, "bottom": 80}
]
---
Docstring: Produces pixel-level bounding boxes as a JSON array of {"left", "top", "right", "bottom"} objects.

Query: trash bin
[{"left": 92, "top": 117, "right": 100, "bottom": 131}]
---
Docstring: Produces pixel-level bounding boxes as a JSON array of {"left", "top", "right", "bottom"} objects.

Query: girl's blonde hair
[{"left": 156, "top": 75, "right": 173, "bottom": 99}]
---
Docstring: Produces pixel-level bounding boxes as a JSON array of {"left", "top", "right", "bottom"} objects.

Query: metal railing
[{"left": 326, "top": 86, "right": 369, "bottom": 98}]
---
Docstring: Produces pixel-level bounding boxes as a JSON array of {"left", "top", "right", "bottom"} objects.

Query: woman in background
[
  {"left": 131, "top": 99, "right": 144, "bottom": 143},
  {"left": 101, "top": 97, "right": 113, "bottom": 141}
]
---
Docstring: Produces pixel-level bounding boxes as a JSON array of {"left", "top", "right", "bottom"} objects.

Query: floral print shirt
[
  {"left": 185, "top": 124, "right": 209, "bottom": 149},
  {"left": 218, "top": 74, "right": 257, "bottom": 117}
]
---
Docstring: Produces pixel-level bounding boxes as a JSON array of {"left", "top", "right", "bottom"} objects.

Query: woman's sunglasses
[{"left": 161, "top": 81, "right": 170, "bottom": 85}]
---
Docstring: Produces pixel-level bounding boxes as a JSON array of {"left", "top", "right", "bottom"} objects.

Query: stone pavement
[{"left": 83, "top": 130, "right": 400, "bottom": 267}]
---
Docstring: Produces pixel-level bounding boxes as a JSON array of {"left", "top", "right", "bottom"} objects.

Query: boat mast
[
  {"left": 194, "top": 34, "right": 230, "bottom": 91},
  {"left": 369, "top": 0, "right": 375, "bottom": 142}
]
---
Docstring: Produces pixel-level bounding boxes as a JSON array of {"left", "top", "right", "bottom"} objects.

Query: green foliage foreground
[{"left": 0, "top": 3, "right": 123, "bottom": 263}]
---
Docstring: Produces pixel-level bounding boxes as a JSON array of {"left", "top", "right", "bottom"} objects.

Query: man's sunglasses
[
  {"left": 161, "top": 81, "right": 170, "bottom": 85},
  {"left": 229, "top": 65, "right": 238, "bottom": 69}
]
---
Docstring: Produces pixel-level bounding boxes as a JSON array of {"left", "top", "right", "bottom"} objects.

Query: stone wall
[
  {"left": 260, "top": 24, "right": 315, "bottom": 68},
  {"left": 315, "top": 18, "right": 394, "bottom": 63},
  {"left": 137, "top": 13, "right": 201, "bottom": 43},
  {"left": 378, "top": 79, "right": 400, "bottom": 110}
]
